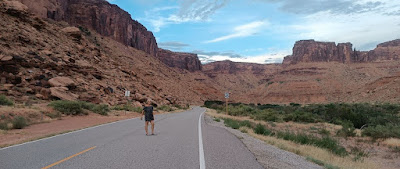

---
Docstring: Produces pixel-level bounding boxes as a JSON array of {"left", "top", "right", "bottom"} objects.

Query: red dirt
[{"left": 0, "top": 112, "right": 141, "bottom": 147}]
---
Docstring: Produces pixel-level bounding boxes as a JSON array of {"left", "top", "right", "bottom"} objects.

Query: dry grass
[
  {"left": 206, "top": 108, "right": 379, "bottom": 169},
  {"left": 382, "top": 138, "right": 400, "bottom": 148},
  {"left": 206, "top": 108, "right": 341, "bottom": 134}
]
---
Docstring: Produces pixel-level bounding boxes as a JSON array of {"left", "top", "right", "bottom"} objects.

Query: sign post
[
  {"left": 125, "top": 90, "right": 130, "bottom": 115},
  {"left": 224, "top": 92, "right": 229, "bottom": 115}
]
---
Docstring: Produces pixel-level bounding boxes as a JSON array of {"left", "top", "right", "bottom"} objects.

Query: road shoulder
[{"left": 204, "top": 114, "right": 322, "bottom": 169}]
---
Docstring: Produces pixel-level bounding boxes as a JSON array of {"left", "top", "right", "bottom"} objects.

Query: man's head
[{"left": 146, "top": 99, "right": 152, "bottom": 106}]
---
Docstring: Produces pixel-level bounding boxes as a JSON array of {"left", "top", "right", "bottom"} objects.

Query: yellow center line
[{"left": 42, "top": 146, "right": 96, "bottom": 169}]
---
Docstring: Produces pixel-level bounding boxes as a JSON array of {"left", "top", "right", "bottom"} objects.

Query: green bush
[
  {"left": 49, "top": 101, "right": 110, "bottom": 116},
  {"left": 46, "top": 112, "right": 61, "bottom": 119},
  {"left": 276, "top": 131, "right": 347, "bottom": 156},
  {"left": 254, "top": 124, "right": 272, "bottom": 135},
  {"left": 112, "top": 105, "right": 142, "bottom": 113},
  {"left": 351, "top": 147, "right": 369, "bottom": 161},
  {"left": 318, "top": 128, "right": 331, "bottom": 136},
  {"left": 158, "top": 105, "right": 173, "bottom": 112},
  {"left": 49, "top": 101, "right": 83, "bottom": 115},
  {"left": 224, "top": 118, "right": 240, "bottom": 129},
  {"left": 239, "top": 120, "right": 252, "bottom": 128},
  {"left": 91, "top": 104, "right": 109, "bottom": 116},
  {"left": 336, "top": 121, "right": 356, "bottom": 137},
  {"left": 0, "top": 122, "right": 8, "bottom": 130},
  {"left": 213, "top": 118, "right": 221, "bottom": 122},
  {"left": 12, "top": 116, "right": 28, "bottom": 129},
  {"left": 362, "top": 124, "right": 400, "bottom": 139},
  {"left": 0, "top": 95, "right": 13, "bottom": 106}
]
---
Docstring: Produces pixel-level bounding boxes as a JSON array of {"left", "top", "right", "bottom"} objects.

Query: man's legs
[
  {"left": 151, "top": 120, "right": 155, "bottom": 135},
  {"left": 145, "top": 121, "right": 149, "bottom": 135}
]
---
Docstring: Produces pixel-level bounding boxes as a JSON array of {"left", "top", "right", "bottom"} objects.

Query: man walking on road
[{"left": 141, "top": 100, "right": 155, "bottom": 135}]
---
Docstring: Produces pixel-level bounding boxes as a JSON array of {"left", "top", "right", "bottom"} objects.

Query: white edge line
[
  {"left": 0, "top": 116, "right": 140, "bottom": 151},
  {"left": 198, "top": 109, "right": 206, "bottom": 169}
]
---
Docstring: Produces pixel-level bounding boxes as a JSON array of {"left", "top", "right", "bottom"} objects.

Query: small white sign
[
  {"left": 125, "top": 90, "right": 130, "bottom": 97},
  {"left": 225, "top": 92, "right": 229, "bottom": 99}
]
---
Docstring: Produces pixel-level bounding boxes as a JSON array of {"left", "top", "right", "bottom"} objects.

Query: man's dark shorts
[{"left": 145, "top": 114, "right": 154, "bottom": 122}]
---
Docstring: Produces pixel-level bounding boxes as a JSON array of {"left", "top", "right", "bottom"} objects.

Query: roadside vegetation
[
  {"left": 112, "top": 104, "right": 142, "bottom": 113},
  {"left": 49, "top": 100, "right": 110, "bottom": 116},
  {"left": 205, "top": 101, "right": 400, "bottom": 169},
  {"left": 205, "top": 101, "right": 400, "bottom": 139},
  {"left": 0, "top": 95, "right": 14, "bottom": 106}
]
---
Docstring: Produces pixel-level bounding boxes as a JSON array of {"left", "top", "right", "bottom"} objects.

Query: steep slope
[
  {"left": 0, "top": 0, "right": 220, "bottom": 105},
  {"left": 202, "top": 61, "right": 282, "bottom": 101},
  {"left": 16, "top": 0, "right": 158, "bottom": 56}
]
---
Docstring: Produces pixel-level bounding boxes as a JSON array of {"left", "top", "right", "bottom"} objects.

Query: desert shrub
[
  {"left": 362, "top": 124, "right": 400, "bottom": 139},
  {"left": 204, "top": 100, "right": 224, "bottom": 109},
  {"left": 12, "top": 116, "right": 28, "bottom": 129},
  {"left": 276, "top": 131, "right": 347, "bottom": 156},
  {"left": 252, "top": 110, "right": 282, "bottom": 122},
  {"left": 173, "top": 104, "right": 189, "bottom": 110},
  {"left": 112, "top": 105, "right": 142, "bottom": 113},
  {"left": 224, "top": 118, "right": 240, "bottom": 129},
  {"left": 49, "top": 101, "right": 110, "bottom": 116},
  {"left": 91, "top": 104, "right": 109, "bottom": 116},
  {"left": 254, "top": 123, "right": 272, "bottom": 135},
  {"left": 239, "top": 120, "right": 252, "bottom": 128},
  {"left": 336, "top": 121, "right": 356, "bottom": 137},
  {"left": 46, "top": 112, "right": 61, "bottom": 119},
  {"left": 0, "top": 95, "right": 13, "bottom": 106},
  {"left": 290, "top": 103, "right": 301, "bottom": 107},
  {"left": 350, "top": 147, "right": 369, "bottom": 161},
  {"left": 318, "top": 128, "right": 331, "bottom": 136},
  {"left": 228, "top": 104, "right": 259, "bottom": 116},
  {"left": 158, "top": 105, "right": 173, "bottom": 112},
  {"left": 213, "top": 118, "right": 220, "bottom": 122},
  {"left": 49, "top": 101, "right": 83, "bottom": 115},
  {"left": 0, "top": 122, "right": 8, "bottom": 130}
]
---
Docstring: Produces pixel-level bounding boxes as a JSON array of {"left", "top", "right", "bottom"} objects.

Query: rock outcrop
[
  {"left": 156, "top": 49, "right": 202, "bottom": 72},
  {"left": 17, "top": 0, "right": 158, "bottom": 56},
  {"left": 284, "top": 39, "right": 400, "bottom": 64},
  {"left": 283, "top": 40, "right": 355, "bottom": 64}
]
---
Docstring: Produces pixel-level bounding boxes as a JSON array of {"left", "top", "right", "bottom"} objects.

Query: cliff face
[
  {"left": 284, "top": 40, "right": 354, "bottom": 64},
  {"left": 156, "top": 49, "right": 202, "bottom": 72},
  {"left": 17, "top": 0, "right": 158, "bottom": 56},
  {"left": 284, "top": 39, "right": 400, "bottom": 64}
]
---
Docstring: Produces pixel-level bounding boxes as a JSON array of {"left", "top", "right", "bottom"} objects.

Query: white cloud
[
  {"left": 271, "top": 0, "right": 400, "bottom": 50},
  {"left": 142, "top": 0, "right": 229, "bottom": 32},
  {"left": 198, "top": 50, "right": 290, "bottom": 64},
  {"left": 205, "top": 21, "right": 269, "bottom": 43},
  {"left": 291, "top": 9, "right": 400, "bottom": 50}
]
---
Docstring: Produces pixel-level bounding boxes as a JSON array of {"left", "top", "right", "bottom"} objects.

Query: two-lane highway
[{"left": 0, "top": 107, "right": 263, "bottom": 169}]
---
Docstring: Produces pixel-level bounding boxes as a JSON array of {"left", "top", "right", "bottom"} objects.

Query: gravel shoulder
[{"left": 204, "top": 114, "right": 322, "bottom": 169}]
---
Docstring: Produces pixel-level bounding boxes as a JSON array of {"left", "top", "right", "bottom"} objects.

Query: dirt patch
[{"left": 0, "top": 111, "right": 140, "bottom": 148}]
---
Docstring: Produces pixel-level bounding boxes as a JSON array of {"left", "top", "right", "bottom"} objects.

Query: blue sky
[{"left": 107, "top": 0, "right": 400, "bottom": 64}]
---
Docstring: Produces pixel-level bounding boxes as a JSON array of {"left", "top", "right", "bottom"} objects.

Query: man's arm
[{"left": 140, "top": 110, "right": 144, "bottom": 120}]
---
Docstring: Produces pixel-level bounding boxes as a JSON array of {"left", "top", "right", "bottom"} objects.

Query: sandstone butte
[{"left": 1, "top": 0, "right": 400, "bottom": 106}]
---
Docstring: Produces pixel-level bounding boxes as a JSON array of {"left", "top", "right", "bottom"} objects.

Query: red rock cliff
[
  {"left": 17, "top": 0, "right": 158, "bottom": 56},
  {"left": 156, "top": 49, "right": 202, "bottom": 72},
  {"left": 284, "top": 39, "right": 400, "bottom": 64}
]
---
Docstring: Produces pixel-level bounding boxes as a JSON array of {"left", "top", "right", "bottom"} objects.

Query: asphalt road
[{"left": 0, "top": 107, "right": 263, "bottom": 169}]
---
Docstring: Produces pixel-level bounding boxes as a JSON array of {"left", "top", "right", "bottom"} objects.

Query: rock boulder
[
  {"left": 50, "top": 87, "right": 78, "bottom": 100},
  {"left": 48, "top": 77, "right": 75, "bottom": 88}
]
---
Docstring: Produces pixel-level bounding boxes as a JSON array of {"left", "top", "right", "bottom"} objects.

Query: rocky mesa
[
  {"left": 283, "top": 39, "right": 400, "bottom": 64},
  {"left": 156, "top": 49, "right": 202, "bottom": 72}
]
